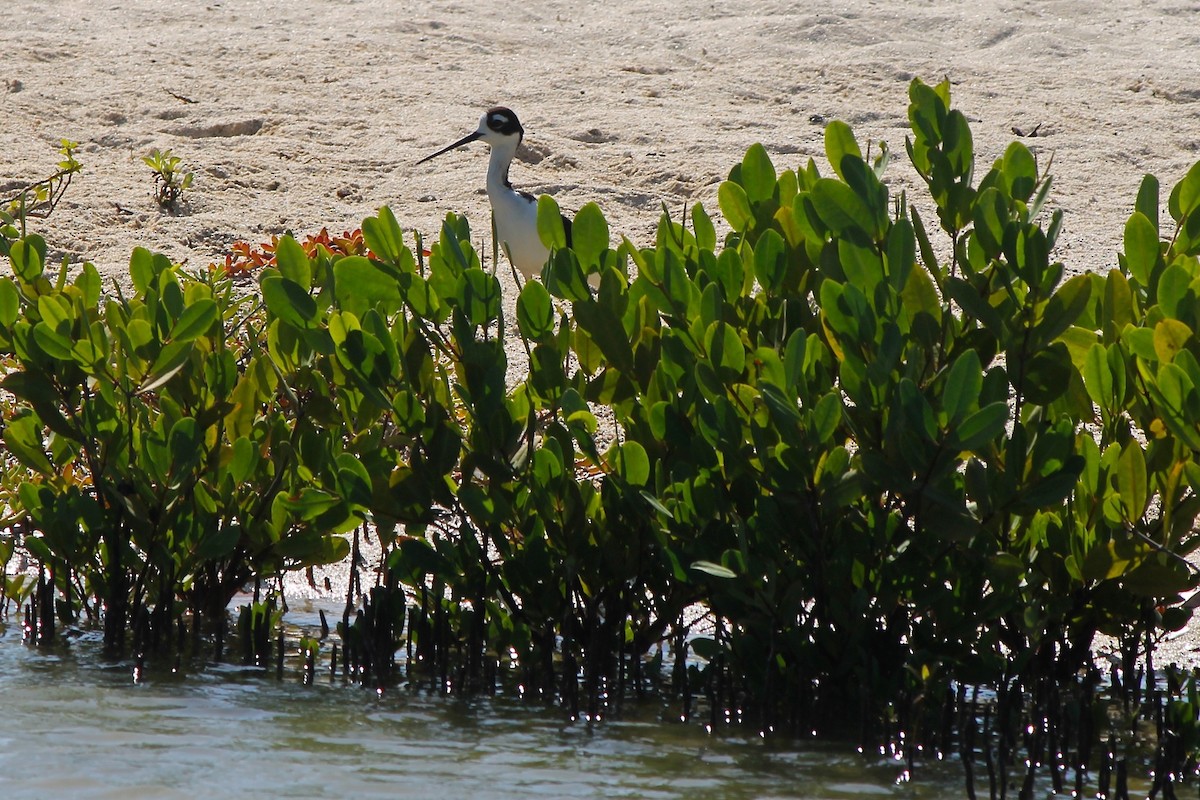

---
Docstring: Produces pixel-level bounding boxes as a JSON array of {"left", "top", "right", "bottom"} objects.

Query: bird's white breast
[{"left": 488, "top": 187, "right": 550, "bottom": 280}]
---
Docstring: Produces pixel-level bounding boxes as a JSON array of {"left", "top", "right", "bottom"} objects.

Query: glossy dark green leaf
[
  {"left": 1122, "top": 556, "right": 1195, "bottom": 597},
  {"left": 1117, "top": 442, "right": 1148, "bottom": 520},
  {"left": 517, "top": 279, "right": 555, "bottom": 340},
  {"left": 1018, "top": 342, "right": 1073, "bottom": 405},
  {"left": 824, "top": 120, "right": 863, "bottom": 183},
  {"left": 811, "top": 391, "right": 842, "bottom": 444},
  {"left": 1034, "top": 274, "right": 1092, "bottom": 347},
  {"left": 809, "top": 178, "right": 875, "bottom": 238},
  {"left": 32, "top": 322, "right": 72, "bottom": 360},
  {"left": 712, "top": 248, "right": 745, "bottom": 301},
  {"left": 1000, "top": 141, "right": 1037, "bottom": 201},
  {"left": 9, "top": 236, "right": 46, "bottom": 283},
  {"left": 692, "top": 201, "right": 717, "bottom": 252},
  {"left": 740, "top": 143, "right": 777, "bottom": 204},
  {"left": 718, "top": 180, "right": 752, "bottom": 233},
  {"left": 170, "top": 298, "right": 217, "bottom": 342},
  {"left": 704, "top": 320, "right": 745, "bottom": 380},
  {"left": 141, "top": 340, "right": 193, "bottom": 393},
  {"left": 0, "top": 280, "right": 18, "bottom": 327},
  {"left": 334, "top": 255, "right": 402, "bottom": 318},
  {"left": 195, "top": 524, "right": 241, "bottom": 562},
  {"left": 1135, "top": 173, "right": 1159, "bottom": 231},
  {"left": 954, "top": 401, "right": 1008, "bottom": 451},
  {"left": 274, "top": 235, "right": 311, "bottom": 290},
  {"left": 574, "top": 300, "right": 633, "bottom": 373},
  {"left": 362, "top": 206, "right": 407, "bottom": 266},
  {"left": 943, "top": 349, "right": 983, "bottom": 425},
  {"left": 753, "top": 229, "right": 787, "bottom": 292},
  {"left": 690, "top": 560, "right": 736, "bottom": 579},
  {"left": 2, "top": 412, "right": 53, "bottom": 474},
  {"left": 129, "top": 246, "right": 155, "bottom": 294},
  {"left": 1123, "top": 211, "right": 1159, "bottom": 286},
  {"left": 536, "top": 194, "right": 568, "bottom": 250},
  {"left": 613, "top": 441, "right": 650, "bottom": 486},
  {"left": 972, "top": 187, "right": 1007, "bottom": 258},
  {"left": 572, "top": 202, "right": 609, "bottom": 268},
  {"left": 261, "top": 274, "right": 316, "bottom": 329},
  {"left": 455, "top": 267, "right": 502, "bottom": 327}
]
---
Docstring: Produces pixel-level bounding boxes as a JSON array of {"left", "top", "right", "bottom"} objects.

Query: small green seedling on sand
[{"left": 144, "top": 147, "right": 193, "bottom": 210}]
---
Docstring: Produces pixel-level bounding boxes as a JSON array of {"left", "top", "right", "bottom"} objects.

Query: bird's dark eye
[{"left": 488, "top": 114, "right": 508, "bottom": 131}]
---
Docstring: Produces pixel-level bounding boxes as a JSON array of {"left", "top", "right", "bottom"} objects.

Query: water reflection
[{"left": 0, "top": 618, "right": 963, "bottom": 799}]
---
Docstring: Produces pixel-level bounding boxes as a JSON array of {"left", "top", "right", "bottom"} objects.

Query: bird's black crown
[{"left": 485, "top": 107, "right": 524, "bottom": 137}]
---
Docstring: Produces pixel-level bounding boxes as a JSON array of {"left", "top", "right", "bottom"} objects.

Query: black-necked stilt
[{"left": 418, "top": 107, "right": 571, "bottom": 281}]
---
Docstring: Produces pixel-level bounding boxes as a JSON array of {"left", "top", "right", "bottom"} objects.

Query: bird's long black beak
[{"left": 416, "top": 130, "right": 483, "bottom": 165}]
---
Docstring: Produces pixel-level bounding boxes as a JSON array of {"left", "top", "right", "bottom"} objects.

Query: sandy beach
[{"left": 3, "top": 0, "right": 1200, "bottom": 659}]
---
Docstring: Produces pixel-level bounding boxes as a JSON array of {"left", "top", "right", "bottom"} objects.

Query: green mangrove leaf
[
  {"left": 809, "top": 179, "right": 875, "bottom": 239},
  {"left": 572, "top": 202, "right": 609, "bottom": 269},
  {"left": 704, "top": 320, "right": 745, "bottom": 380},
  {"left": 740, "top": 143, "right": 777, "bottom": 204},
  {"left": 169, "top": 298, "right": 217, "bottom": 343},
  {"left": 811, "top": 391, "right": 842, "bottom": 444},
  {"left": 9, "top": 236, "right": 46, "bottom": 283},
  {"left": 2, "top": 412, "right": 53, "bottom": 475},
  {"left": 612, "top": 441, "right": 650, "bottom": 486},
  {"left": 1154, "top": 318, "right": 1192, "bottom": 363},
  {"left": 690, "top": 560, "right": 736, "bottom": 579},
  {"left": 1169, "top": 160, "right": 1200, "bottom": 223},
  {"left": 1034, "top": 274, "right": 1092, "bottom": 348},
  {"left": 361, "top": 206, "right": 406, "bottom": 266},
  {"left": 575, "top": 300, "right": 633, "bottom": 373},
  {"left": 824, "top": 120, "right": 862, "bottom": 182},
  {"left": 261, "top": 274, "right": 316, "bottom": 329},
  {"left": 334, "top": 255, "right": 402, "bottom": 318},
  {"left": 141, "top": 340, "right": 193, "bottom": 393},
  {"left": 1018, "top": 342, "right": 1073, "bottom": 405},
  {"left": 537, "top": 194, "right": 568, "bottom": 250},
  {"left": 274, "top": 235, "right": 311, "bottom": 290},
  {"left": 718, "top": 180, "right": 752, "bottom": 233},
  {"left": 1117, "top": 442, "right": 1148, "bottom": 520},
  {"left": 1083, "top": 344, "right": 1115, "bottom": 409},
  {"left": 75, "top": 261, "right": 102, "bottom": 309},
  {"left": 32, "top": 322, "right": 72, "bottom": 360},
  {"left": 0, "top": 280, "right": 18, "bottom": 327},
  {"left": 195, "top": 524, "right": 241, "bottom": 562},
  {"left": 1122, "top": 556, "right": 1195, "bottom": 597},
  {"left": 1123, "top": 211, "right": 1159, "bottom": 286},
  {"left": 1000, "top": 141, "right": 1037, "bottom": 201},
  {"left": 1136, "top": 174, "right": 1160, "bottom": 231},
  {"left": 692, "top": 202, "right": 717, "bottom": 252},
  {"left": 455, "top": 267, "right": 502, "bottom": 327},
  {"left": 754, "top": 229, "right": 787, "bottom": 292},
  {"left": 943, "top": 349, "right": 983, "bottom": 425},
  {"left": 129, "top": 246, "right": 155, "bottom": 293},
  {"left": 954, "top": 401, "right": 1008, "bottom": 451},
  {"left": 516, "top": 279, "right": 555, "bottom": 340}
]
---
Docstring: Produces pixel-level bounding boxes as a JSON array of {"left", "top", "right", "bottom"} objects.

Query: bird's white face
[
  {"left": 417, "top": 106, "right": 525, "bottom": 166},
  {"left": 475, "top": 108, "right": 523, "bottom": 150}
]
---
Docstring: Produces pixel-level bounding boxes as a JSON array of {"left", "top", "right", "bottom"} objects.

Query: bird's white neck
[{"left": 485, "top": 136, "right": 521, "bottom": 194}]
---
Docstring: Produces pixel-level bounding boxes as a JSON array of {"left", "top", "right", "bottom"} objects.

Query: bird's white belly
[{"left": 489, "top": 190, "right": 549, "bottom": 280}]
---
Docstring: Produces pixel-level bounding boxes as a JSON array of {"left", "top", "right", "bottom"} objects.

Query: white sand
[{"left": 4, "top": 0, "right": 1200, "bottom": 658}]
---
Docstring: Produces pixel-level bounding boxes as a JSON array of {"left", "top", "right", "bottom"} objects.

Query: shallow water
[{"left": 0, "top": 605, "right": 967, "bottom": 800}]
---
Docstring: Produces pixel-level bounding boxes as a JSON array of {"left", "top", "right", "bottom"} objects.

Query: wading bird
[{"left": 418, "top": 107, "right": 572, "bottom": 282}]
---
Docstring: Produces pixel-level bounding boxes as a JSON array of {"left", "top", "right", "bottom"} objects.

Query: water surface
[{"left": 0, "top": 612, "right": 966, "bottom": 799}]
